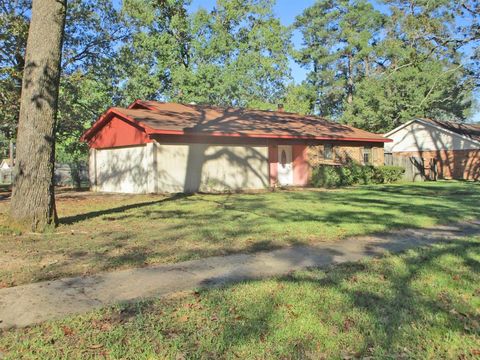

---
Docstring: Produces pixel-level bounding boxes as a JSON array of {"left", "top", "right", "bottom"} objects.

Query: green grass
[
  {"left": 0, "top": 181, "right": 479, "bottom": 287},
  {"left": 1, "top": 236, "right": 479, "bottom": 359}
]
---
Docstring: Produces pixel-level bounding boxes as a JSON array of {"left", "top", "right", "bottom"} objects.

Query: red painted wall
[
  {"left": 268, "top": 145, "right": 278, "bottom": 186},
  {"left": 293, "top": 145, "right": 309, "bottom": 186},
  {"left": 88, "top": 115, "right": 151, "bottom": 149}
]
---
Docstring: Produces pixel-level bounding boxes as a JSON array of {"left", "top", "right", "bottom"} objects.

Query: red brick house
[
  {"left": 81, "top": 101, "right": 391, "bottom": 193},
  {"left": 385, "top": 118, "right": 480, "bottom": 180}
]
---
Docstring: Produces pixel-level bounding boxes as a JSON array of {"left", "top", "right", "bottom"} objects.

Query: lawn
[
  {"left": 0, "top": 181, "right": 479, "bottom": 287},
  {"left": 1, "top": 236, "right": 479, "bottom": 359}
]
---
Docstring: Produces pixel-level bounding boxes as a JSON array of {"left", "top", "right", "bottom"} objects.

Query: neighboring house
[
  {"left": 0, "top": 159, "right": 13, "bottom": 184},
  {"left": 81, "top": 101, "right": 391, "bottom": 194},
  {"left": 385, "top": 118, "right": 480, "bottom": 180},
  {"left": 0, "top": 159, "right": 12, "bottom": 170}
]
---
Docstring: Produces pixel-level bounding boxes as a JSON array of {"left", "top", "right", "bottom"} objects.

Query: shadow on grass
[
  {"left": 35, "top": 183, "right": 477, "bottom": 281},
  {"left": 60, "top": 193, "right": 191, "bottom": 225},
  {"left": 108, "top": 237, "right": 480, "bottom": 358}
]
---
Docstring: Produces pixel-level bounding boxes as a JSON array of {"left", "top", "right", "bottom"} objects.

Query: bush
[
  {"left": 374, "top": 166, "right": 405, "bottom": 184},
  {"left": 311, "top": 165, "right": 342, "bottom": 188},
  {"left": 311, "top": 163, "right": 404, "bottom": 188}
]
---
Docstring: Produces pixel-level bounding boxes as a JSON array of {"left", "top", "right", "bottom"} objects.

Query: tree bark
[
  {"left": 347, "top": 52, "right": 354, "bottom": 104},
  {"left": 10, "top": 0, "right": 67, "bottom": 232}
]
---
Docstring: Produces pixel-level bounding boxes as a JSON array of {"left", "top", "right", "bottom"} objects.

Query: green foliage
[
  {"left": 311, "top": 163, "right": 404, "bottom": 188},
  {"left": 295, "top": 0, "right": 476, "bottom": 130},
  {"left": 294, "top": 0, "right": 383, "bottom": 117},
  {"left": 342, "top": 61, "right": 474, "bottom": 132},
  {"left": 374, "top": 166, "right": 405, "bottom": 184},
  {"left": 118, "top": 0, "right": 291, "bottom": 108},
  {"left": 282, "top": 83, "right": 315, "bottom": 114},
  {"left": 0, "top": 0, "right": 128, "bottom": 154},
  {"left": 0, "top": 0, "right": 30, "bottom": 139}
]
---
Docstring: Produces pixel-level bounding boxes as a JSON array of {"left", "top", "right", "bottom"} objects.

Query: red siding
[
  {"left": 268, "top": 145, "right": 278, "bottom": 186},
  {"left": 88, "top": 115, "right": 151, "bottom": 149},
  {"left": 293, "top": 145, "right": 309, "bottom": 186}
]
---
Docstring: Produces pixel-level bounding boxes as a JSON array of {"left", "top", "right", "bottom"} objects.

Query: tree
[
  {"left": 0, "top": 0, "right": 127, "bottom": 141},
  {"left": 294, "top": 0, "right": 383, "bottom": 117},
  {"left": 117, "top": 0, "right": 291, "bottom": 108},
  {"left": 0, "top": 0, "right": 30, "bottom": 139},
  {"left": 342, "top": 60, "right": 473, "bottom": 132},
  {"left": 340, "top": 0, "right": 474, "bottom": 132},
  {"left": 456, "top": 1, "right": 480, "bottom": 89},
  {"left": 282, "top": 83, "right": 316, "bottom": 115},
  {"left": 10, "top": 0, "right": 67, "bottom": 231},
  {"left": 295, "top": 0, "right": 476, "bottom": 131}
]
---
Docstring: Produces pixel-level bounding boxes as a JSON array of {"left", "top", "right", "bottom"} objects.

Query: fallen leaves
[
  {"left": 343, "top": 317, "right": 355, "bottom": 332},
  {"left": 62, "top": 326, "right": 74, "bottom": 336}
]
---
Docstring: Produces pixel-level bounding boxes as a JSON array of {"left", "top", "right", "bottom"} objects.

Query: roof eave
[{"left": 145, "top": 128, "right": 392, "bottom": 143}]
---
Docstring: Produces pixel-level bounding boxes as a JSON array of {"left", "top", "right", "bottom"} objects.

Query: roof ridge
[{"left": 125, "top": 100, "right": 349, "bottom": 125}]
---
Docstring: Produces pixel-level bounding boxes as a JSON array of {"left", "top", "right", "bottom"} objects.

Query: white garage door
[
  {"left": 93, "top": 145, "right": 150, "bottom": 193},
  {"left": 156, "top": 144, "right": 269, "bottom": 193}
]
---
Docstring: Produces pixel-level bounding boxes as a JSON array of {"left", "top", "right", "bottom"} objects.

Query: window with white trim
[
  {"left": 324, "top": 144, "right": 333, "bottom": 160},
  {"left": 363, "top": 146, "right": 372, "bottom": 164}
]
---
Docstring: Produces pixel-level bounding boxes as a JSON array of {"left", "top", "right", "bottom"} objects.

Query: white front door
[{"left": 277, "top": 145, "right": 293, "bottom": 186}]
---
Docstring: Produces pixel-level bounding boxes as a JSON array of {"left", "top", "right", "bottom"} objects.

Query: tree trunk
[
  {"left": 10, "top": 0, "right": 67, "bottom": 232},
  {"left": 347, "top": 53, "right": 354, "bottom": 104}
]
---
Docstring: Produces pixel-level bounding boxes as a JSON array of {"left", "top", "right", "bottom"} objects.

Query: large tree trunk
[{"left": 10, "top": 0, "right": 67, "bottom": 232}]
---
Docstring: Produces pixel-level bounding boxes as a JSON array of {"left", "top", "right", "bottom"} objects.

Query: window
[
  {"left": 324, "top": 144, "right": 333, "bottom": 160},
  {"left": 363, "top": 147, "right": 372, "bottom": 164}
]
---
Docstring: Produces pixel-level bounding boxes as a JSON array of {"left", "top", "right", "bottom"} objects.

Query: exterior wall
[
  {"left": 89, "top": 133, "right": 389, "bottom": 193},
  {"left": 154, "top": 143, "right": 269, "bottom": 193},
  {"left": 292, "top": 145, "right": 309, "bottom": 186},
  {"left": 88, "top": 115, "right": 151, "bottom": 149},
  {"left": 385, "top": 121, "right": 479, "bottom": 153},
  {"left": 394, "top": 149, "right": 480, "bottom": 180},
  {"left": 90, "top": 144, "right": 154, "bottom": 193},
  {"left": 306, "top": 143, "right": 384, "bottom": 168},
  {"left": 268, "top": 145, "right": 278, "bottom": 186}
]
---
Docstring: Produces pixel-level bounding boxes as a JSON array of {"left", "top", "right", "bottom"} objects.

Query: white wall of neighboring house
[
  {"left": 90, "top": 142, "right": 269, "bottom": 194},
  {"left": 385, "top": 120, "right": 480, "bottom": 153}
]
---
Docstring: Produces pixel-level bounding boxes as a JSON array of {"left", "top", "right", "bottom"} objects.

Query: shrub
[
  {"left": 311, "top": 163, "right": 404, "bottom": 188},
  {"left": 311, "top": 165, "right": 342, "bottom": 188},
  {"left": 374, "top": 166, "right": 405, "bottom": 184}
]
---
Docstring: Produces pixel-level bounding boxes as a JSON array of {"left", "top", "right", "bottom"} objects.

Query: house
[
  {"left": 0, "top": 159, "right": 13, "bottom": 184},
  {"left": 81, "top": 101, "right": 391, "bottom": 194},
  {"left": 0, "top": 159, "right": 12, "bottom": 170},
  {"left": 385, "top": 118, "right": 480, "bottom": 180}
]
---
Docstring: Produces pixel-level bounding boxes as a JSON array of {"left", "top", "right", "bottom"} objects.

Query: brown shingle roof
[
  {"left": 101, "top": 101, "right": 389, "bottom": 142},
  {"left": 420, "top": 118, "right": 480, "bottom": 143}
]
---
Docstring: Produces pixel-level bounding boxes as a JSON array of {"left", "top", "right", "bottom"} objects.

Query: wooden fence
[{"left": 384, "top": 153, "right": 426, "bottom": 182}]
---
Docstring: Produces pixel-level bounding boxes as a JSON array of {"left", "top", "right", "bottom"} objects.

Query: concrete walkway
[{"left": 1, "top": 220, "right": 480, "bottom": 329}]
